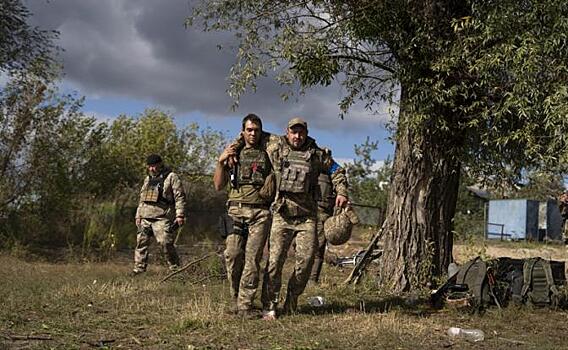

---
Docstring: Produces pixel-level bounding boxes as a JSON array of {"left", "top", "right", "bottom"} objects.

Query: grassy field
[{"left": 2, "top": 239, "right": 568, "bottom": 349}]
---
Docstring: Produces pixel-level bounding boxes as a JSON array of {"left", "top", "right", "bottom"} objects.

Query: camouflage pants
[
  {"left": 134, "top": 218, "right": 180, "bottom": 271},
  {"left": 264, "top": 212, "right": 317, "bottom": 313},
  {"left": 310, "top": 211, "right": 331, "bottom": 282},
  {"left": 224, "top": 205, "right": 271, "bottom": 311}
]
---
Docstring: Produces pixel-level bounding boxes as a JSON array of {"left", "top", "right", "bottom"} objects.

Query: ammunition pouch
[
  {"left": 217, "top": 213, "right": 248, "bottom": 239},
  {"left": 232, "top": 218, "right": 249, "bottom": 237},
  {"left": 218, "top": 214, "right": 234, "bottom": 239}
]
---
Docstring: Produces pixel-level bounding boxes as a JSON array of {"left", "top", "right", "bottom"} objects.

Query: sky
[{"left": 24, "top": 0, "right": 396, "bottom": 163}]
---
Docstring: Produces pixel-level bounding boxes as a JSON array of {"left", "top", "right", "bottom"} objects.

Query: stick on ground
[{"left": 160, "top": 253, "right": 214, "bottom": 283}]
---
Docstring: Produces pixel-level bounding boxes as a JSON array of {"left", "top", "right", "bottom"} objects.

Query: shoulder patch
[{"left": 328, "top": 161, "right": 340, "bottom": 175}]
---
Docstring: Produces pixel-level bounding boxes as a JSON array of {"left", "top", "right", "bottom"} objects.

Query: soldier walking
[
  {"left": 133, "top": 154, "right": 186, "bottom": 274},
  {"left": 262, "top": 117, "right": 349, "bottom": 320},
  {"left": 213, "top": 114, "right": 274, "bottom": 318}
]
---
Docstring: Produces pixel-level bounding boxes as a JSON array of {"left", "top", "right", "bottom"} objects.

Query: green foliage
[
  {"left": 453, "top": 178, "right": 487, "bottom": 240},
  {"left": 346, "top": 138, "right": 391, "bottom": 224},
  {"left": 511, "top": 171, "right": 566, "bottom": 201}
]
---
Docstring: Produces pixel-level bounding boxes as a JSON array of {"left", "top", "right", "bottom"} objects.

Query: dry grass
[{"left": 1, "top": 240, "right": 568, "bottom": 349}]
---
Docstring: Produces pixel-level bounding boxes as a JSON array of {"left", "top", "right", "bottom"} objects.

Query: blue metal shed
[{"left": 486, "top": 199, "right": 539, "bottom": 240}]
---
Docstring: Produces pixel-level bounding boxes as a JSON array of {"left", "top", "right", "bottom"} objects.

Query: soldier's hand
[
  {"left": 175, "top": 217, "right": 185, "bottom": 226},
  {"left": 335, "top": 195, "right": 348, "bottom": 208},
  {"left": 218, "top": 144, "right": 237, "bottom": 166}
]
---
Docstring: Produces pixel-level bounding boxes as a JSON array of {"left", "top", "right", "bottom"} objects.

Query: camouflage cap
[{"left": 287, "top": 117, "right": 307, "bottom": 129}]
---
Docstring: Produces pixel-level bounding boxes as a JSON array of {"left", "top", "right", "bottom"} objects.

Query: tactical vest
[
  {"left": 238, "top": 147, "right": 271, "bottom": 186},
  {"left": 279, "top": 146, "right": 316, "bottom": 194},
  {"left": 317, "top": 173, "right": 334, "bottom": 211},
  {"left": 141, "top": 168, "right": 172, "bottom": 205}
]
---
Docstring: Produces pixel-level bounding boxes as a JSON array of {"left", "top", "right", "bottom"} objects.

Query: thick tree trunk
[{"left": 377, "top": 98, "right": 461, "bottom": 292}]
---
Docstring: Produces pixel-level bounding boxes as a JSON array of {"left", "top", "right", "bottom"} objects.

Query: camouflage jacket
[
  {"left": 135, "top": 167, "right": 186, "bottom": 220},
  {"left": 264, "top": 133, "right": 348, "bottom": 218}
]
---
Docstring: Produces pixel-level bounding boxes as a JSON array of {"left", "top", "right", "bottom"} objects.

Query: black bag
[{"left": 455, "top": 257, "right": 492, "bottom": 310}]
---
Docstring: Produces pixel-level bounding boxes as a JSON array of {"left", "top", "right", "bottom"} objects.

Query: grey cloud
[{"left": 25, "top": 0, "right": 390, "bottom": 133}]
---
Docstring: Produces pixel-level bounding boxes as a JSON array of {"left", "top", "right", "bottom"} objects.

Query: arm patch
[{"left": 328, "top": 161, "right": 340, "bottom": 175}]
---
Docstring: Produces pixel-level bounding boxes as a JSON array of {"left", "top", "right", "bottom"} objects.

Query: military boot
[{"left": 282, "top": 295, "right": 298, "bottom": 315}]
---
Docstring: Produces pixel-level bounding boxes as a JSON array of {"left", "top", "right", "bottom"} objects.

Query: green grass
[{"left": 1, "top": 242, "right": 568, "bottom": 349}]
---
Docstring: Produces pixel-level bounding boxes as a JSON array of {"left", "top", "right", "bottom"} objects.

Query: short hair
[{"left": 242, "top": 113, "right": 263, "bottom": 131}]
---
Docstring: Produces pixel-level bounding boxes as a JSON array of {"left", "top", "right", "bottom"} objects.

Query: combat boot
[
  {"left": 282, "top": 295, "right": 298, "bottom": 315},
  {"left": 130, "top": 267, "right": 146, "bottom": 276}
]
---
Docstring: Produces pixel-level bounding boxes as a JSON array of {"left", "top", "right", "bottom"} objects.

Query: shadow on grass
[{"left": 296, "top": 294, "right": 438, "bottom": 318}]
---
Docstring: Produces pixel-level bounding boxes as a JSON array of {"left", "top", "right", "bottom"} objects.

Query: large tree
[{"left": 189, "top": 0, "right": 568, "bottom": 291}]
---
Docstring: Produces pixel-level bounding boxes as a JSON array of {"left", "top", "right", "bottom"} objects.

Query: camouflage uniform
[
  {"left": 263, "top": 135, "right": 348, "bottom": 314},
  {"left": 223, "top": 146, "right": 272, "bottom": 312},
  {"left": 311, "top": 172, "right": 335, "bottom": 282},
  {"left": 134, "top": 166, "right": 186, "bottom": 272}
]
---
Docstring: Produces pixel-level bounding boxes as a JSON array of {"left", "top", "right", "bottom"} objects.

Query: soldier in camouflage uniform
[
  {"left": 261, "top": 118, "right": 349, "bottom": 320},
  {"left": 214, "top": 114, "right": 273, "bottom": 318},
  {"left": 133, "top": 154, "right": 186, "bottom": 274}
]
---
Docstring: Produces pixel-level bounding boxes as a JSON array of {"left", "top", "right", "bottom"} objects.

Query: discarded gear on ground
[
  {"left": 333, "top": 248, "right": 383, "bottom": 268},
  {"left": 431, "top": 256, "right": 567, "bottom": 312}
]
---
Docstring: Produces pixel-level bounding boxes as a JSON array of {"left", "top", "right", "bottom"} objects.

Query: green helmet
[{"left": 324, "top": 206, "right": 360, "bottom": 245}]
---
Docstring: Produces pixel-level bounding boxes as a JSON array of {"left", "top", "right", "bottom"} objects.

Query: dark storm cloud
[{"left": 25, "top": 0, "right": 390, "bottom": 132}]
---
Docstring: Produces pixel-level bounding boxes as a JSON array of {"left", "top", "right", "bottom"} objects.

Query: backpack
[
  {"left": 454, "top": 257, "right": 494, "bottom": 310},
  {"left": 521, "top": 257, "right": 562, "bottom": 307},
  {"left": 491, "top": 257, "right": 524, "bottom": 305}
]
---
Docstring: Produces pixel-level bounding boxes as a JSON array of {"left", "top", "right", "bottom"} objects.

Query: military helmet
[{"left": 324, "top": 206, "right": 360, "bottom": 245}]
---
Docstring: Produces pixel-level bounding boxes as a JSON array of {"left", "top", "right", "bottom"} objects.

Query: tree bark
[{"left": 377, "top": 92, "right": 461, "bottom": 292}]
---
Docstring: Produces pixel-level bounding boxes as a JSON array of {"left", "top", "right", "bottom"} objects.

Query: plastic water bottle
[
  {"left": 308, "top": 296, "right": 325, "bottom": 307},
  {"left": 447, "top": 327, "right": 485, "bottom": 342}
]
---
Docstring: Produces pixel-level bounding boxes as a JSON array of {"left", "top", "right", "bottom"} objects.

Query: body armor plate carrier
[
  {"left": 141, "top": 169, "right": 172, "bottom": 205},
  {"left": 238, "top": 147, "right": 271, "bottom": 186},
  {"left": 279, "top": 148, "right": 314, "bottom": 194}
]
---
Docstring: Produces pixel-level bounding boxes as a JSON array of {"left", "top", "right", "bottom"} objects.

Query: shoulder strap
[
  {"left": 521, "top": 258, "right": 538, "bottom": 298},
  {"left": 473, "top": 260, "right": 488, "bottom": 303},
  {"left": 542, "top": 259, "right": 560, "bottom": 296}
]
